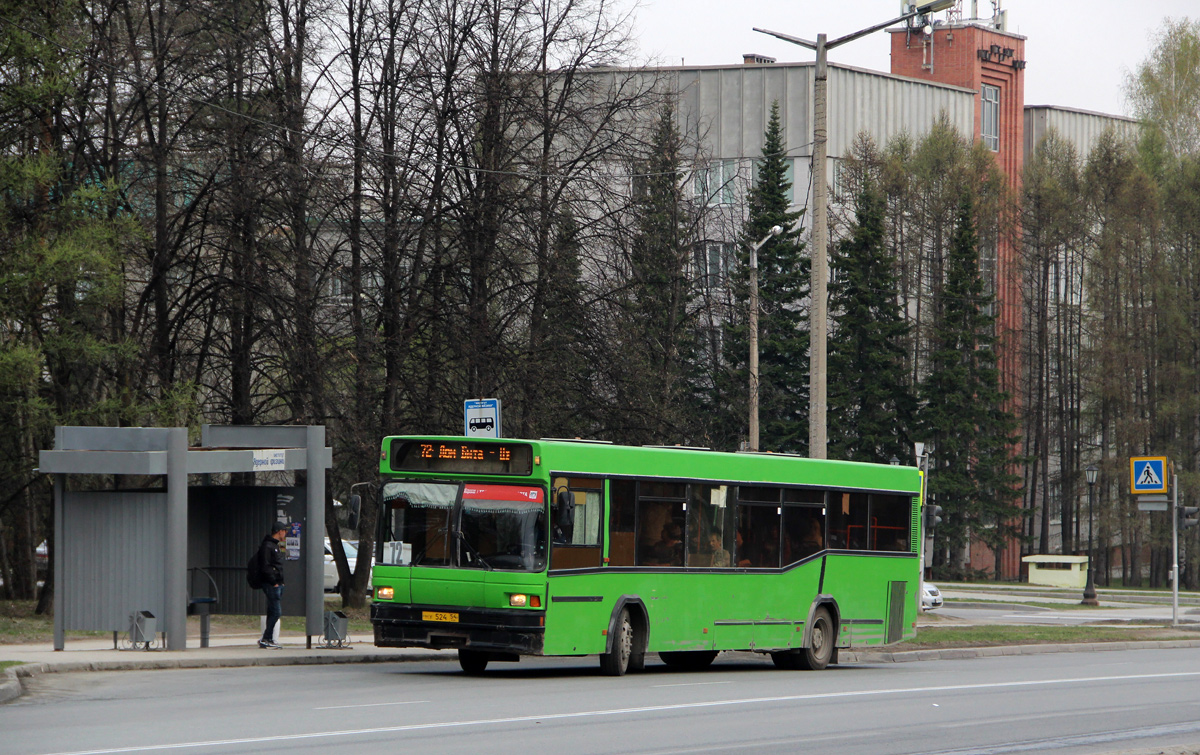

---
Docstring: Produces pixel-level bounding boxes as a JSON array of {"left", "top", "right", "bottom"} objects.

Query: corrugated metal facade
[
  {"left": 1024, "top": 105, "right": 1140, "bottom": 163},
  {"left": 672, "top": 62, "right": 976, "bottom": 206},
  {"left": 63, "top": 491, "right": 167, "bottom": 631}
]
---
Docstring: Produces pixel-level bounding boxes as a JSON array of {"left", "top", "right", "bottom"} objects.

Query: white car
[
  {"left": 324, "top": 539, "right": 371, "bottom": 592},
  {"left": 921, "top": 581, "right": 943, "bottom": 611}
]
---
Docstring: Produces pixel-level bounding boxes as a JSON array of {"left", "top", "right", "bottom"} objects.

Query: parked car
[
  {"left": 921, "top": 581, "right": 943, "bottom": 611},
  {"left": 323, "top": 538, "right": 372, "bottom": 592}
]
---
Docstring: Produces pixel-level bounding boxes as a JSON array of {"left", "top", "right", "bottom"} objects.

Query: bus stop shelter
[{"left": 38, "top": 425, "right": 332, "bottom": 651}]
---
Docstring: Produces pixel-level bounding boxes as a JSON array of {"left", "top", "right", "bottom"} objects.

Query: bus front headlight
[
  {"left": 509, "top": 593, "right": 528, "bottom": 607},
  {"left": 375, "top": 586, "right": 395, "bottom": 601}
]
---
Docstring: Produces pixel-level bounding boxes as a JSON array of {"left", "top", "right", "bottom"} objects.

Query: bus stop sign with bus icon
[{"left": 464, "top": 398, "right": 502, "bottom": 438}]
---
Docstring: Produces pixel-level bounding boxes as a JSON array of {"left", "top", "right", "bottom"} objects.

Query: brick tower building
[{"left": 890, "top": 18, "right": 1027, "bottom": 579}]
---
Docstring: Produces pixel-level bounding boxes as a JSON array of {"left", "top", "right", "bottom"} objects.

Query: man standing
[{"left": 258, "top": 521, "right": 288, "bottom": 649}]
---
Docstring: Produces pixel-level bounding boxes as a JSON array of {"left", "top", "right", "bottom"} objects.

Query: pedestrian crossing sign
[{"left": 1130, "top": 456, "right": 1168, "bottom": 494}]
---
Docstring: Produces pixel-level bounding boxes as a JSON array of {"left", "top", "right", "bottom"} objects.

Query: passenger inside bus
[
  {"left": 706, "top": 530, "right": 731, "bottom": 567},
  {"left": 649, "top": 522, "right": 683, "bottom": 565}
]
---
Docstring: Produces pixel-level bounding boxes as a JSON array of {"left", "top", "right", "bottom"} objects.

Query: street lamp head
[
  {"left": 890, "top": 456, "right": 900, "bottom": 466},
  {"left": 770, "top": 225, "right": 783, "bottom": 237},
  {"left": 1085, "top": 464, "right": 1099, "bottom": 486}
]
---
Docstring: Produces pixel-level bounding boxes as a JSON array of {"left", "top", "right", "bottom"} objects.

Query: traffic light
[
  {"left": 925, "top": 504, "right": 943, "bottom": 528},
  {"left": 1179, "top": 506, "right": 1200, "bottom": 528}
]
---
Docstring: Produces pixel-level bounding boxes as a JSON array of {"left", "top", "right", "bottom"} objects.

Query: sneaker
[{"left": 259, "top": 640, "right": 282, "bottom": 649}]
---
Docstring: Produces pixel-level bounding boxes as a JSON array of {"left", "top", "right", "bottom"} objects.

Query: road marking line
[
  {"left": 314, "top": 700, "right": 429, "bottom": 710},
  {"left": 39, "top": 670, "right": 1200, "bottom": 755}
]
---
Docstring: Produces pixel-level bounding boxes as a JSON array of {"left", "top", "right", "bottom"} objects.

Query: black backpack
[{"left": 246, "top": 552, "right": 264, "bottom": 589}]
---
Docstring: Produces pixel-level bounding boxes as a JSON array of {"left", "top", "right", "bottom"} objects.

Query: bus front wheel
[
  {"left": 600, "top": 609, "right": 633, "bottom": 676},
  {"left": 458, "top": 649, "right": 489, "bottom": 674},
  {"left": 799, "top": 606, "right": 834, "bottom": 670}
]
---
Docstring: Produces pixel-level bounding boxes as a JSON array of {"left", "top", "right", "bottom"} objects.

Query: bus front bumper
[{"left": 371, "top": 603, "right": 545, "bottom": 654}]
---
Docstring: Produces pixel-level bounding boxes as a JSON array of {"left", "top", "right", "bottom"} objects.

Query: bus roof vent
[
  {"left": 539, "top": 437, "right": 614, "bottom": 444},
  {"left": 642, "top": 445, "right": 713, "bottom": 451}
]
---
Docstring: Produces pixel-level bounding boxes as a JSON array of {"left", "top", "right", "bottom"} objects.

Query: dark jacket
[{"left": 257, "top": 535, "right": 285, "bottom": 587}]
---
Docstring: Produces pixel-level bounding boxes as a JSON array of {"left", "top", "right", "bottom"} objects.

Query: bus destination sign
[{"left": 389, "top": 440, "right": 533, "bottom": 477}]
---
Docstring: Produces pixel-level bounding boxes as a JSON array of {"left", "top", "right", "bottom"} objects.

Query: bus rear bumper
[{"left": 371, "top": 603, "right": 545, "bottom": 655}]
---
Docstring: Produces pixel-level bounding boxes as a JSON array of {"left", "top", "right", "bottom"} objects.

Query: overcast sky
[{"left": 628, "top": 0, "right": 1195, "bottom": 117}]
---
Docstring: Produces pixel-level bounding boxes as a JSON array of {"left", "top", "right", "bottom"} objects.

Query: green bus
[{"left": 370, "top": 436, "right": 924, "bottom": 675}]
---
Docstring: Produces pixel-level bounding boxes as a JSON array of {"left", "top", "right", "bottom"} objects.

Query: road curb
[{"left": 840, "top": 638, "right": 1200, "bottom": 664}]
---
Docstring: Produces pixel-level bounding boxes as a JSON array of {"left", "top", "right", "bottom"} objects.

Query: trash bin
[
  {"left": 322, "top": 610, "right": 350, "bottom": 648},
  {"left": 128, "top": 610, "right": 156, "bottom": 648},
  {"left": 324, "top": 610, "right": 348, "bottom": 641}
]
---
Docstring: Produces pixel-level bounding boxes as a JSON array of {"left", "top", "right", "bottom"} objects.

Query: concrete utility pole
[
  {"left": 810, "top": 34, "right": 829, "bottom": 458},
  {"left": 755, "top": 0, "right": 954, "bottom": 460}
]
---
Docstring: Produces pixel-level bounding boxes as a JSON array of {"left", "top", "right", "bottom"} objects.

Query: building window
[
  {"left": 694, "top": 242, "right": 734, "bottom": 289},
  {"left": 694, "top": 159, "right": 737, "bottom": 205},
  {"left": 981, "top": 84, "right": 1000, "bottom": 151}
]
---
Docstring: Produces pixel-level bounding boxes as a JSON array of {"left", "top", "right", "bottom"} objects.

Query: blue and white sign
[
  {"left": 252, "top": 449, "right": 287, "bottom": 470},
  {"left": 464, "top": 398, "right": 502, "bottom": 438},
  {"left": 1130, "top": 456, "right": 1168, "bottom": 495}
]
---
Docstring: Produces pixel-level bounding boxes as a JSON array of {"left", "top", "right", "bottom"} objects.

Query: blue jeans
[{"left": 261, "top": 584, "right": 283, "bottom": 642}]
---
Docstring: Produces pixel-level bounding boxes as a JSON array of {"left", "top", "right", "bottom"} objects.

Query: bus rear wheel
[
  {"left": 458, "top": 649, "right": 489, "bottom": 674},
  {"left": 600, "top": 609, "right": 633, "bottom": 676},
  {"left": 798, "top": 606, "right": 834, "bottom": 670},
  {"left": 659, "top": 650, "right": 718, "bottom": 670}
]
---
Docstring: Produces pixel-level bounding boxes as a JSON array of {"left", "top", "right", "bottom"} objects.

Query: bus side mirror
[
  {"left": 348, "top": 494, "right": 361, "bottom": 531},
  {"left": 555, "top": 489, "right": 575, "bottom": 529}
]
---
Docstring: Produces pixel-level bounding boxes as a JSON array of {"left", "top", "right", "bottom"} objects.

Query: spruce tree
[
  {"left": 828, "top": 185, "right": 915, "bottom": 462},
  {"left": 620, "top": 101, "right": 698, "bottom": 444},
  {"left": 919, "top": 195, "right": 1021, "bottom": 573},
  {"left": 721, "top": 102, "right": 808, "bottom": 452}
]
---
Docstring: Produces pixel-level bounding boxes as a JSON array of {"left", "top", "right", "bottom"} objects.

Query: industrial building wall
[
  {"left": 670, "top": 62, "right": 975, "bottom": 214},
  {"left": 62, "top": 491, "right": 166, "bottom": 631},
  {"left": 1024, "top": 105, "right": 1140, "bottom": 163}
]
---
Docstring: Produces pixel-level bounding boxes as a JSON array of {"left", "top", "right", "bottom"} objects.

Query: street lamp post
[
  {"left": 755, "top": 0, "right": 954, "bottom": 460},
  {"left": 749, "top": 225, "right": 783, "bottom": 452},
  {"left": 1082, "top": 464, "right": 1099, "bottom": 606}
]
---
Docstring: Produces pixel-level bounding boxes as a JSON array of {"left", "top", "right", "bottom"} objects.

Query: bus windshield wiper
[{"left": 456, "top": 531, "right": 493, "bottom": 571}]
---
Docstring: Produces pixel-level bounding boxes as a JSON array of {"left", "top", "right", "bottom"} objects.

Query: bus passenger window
[
  {"left": 828, "top": 492, "right": 869, "bottom": 550},
  {"left": 549, "top": 477, "right": 604, "bottom": 570},
  {"left": 782, "top": 505, "right": 825, "bottom": 563},
  {"left": 607, "top": 479, "right": 637, "bottom": 566},
  {"left": 870, "top": 494, "right": 912, "bottom": 551},
  {"left": 637, "top": 498, "right": 685, "bottom": 567},
  {"left": 686, "top": 485, "right": 735, "bottom": 567},
  {"left": 736, "top": 503, "right": 781, "bottom": 568},
  {"left": 551, "top": 477, "right": 602, "bottom": 546}
]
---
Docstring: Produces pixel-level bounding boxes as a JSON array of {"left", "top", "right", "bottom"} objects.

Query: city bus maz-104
[{"left": 369, "top": 436, "right": 925, "bottom": 675}]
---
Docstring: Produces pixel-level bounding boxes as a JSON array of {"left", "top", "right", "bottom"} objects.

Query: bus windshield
[
  {"left": 380, "top": 480, "right": 547, "bottom": 572},
  {"left": 460, "top": 484, "right": 547, "bottom": 571}
]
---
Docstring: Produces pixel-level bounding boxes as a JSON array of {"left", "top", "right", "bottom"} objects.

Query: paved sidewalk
[{"left": 0, "top": 631, "right": 450, "bottom": 704}]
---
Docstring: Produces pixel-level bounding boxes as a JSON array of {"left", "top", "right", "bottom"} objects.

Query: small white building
[{"left": 1022, "top": 554, "right": 1089, "bottom": 589}]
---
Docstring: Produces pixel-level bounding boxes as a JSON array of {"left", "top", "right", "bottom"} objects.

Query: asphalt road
[{"left": 6, "top": 647, "right": 1200, "bottom": 755}]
